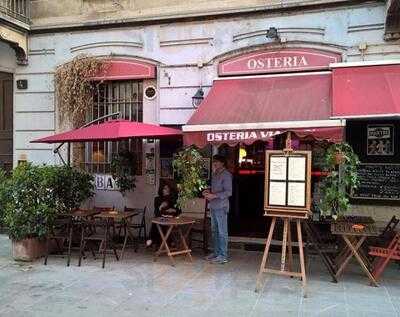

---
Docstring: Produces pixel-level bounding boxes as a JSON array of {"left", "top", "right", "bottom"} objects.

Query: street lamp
[{"left": 192, "top": 87, "right": 204, "bottom": 108}]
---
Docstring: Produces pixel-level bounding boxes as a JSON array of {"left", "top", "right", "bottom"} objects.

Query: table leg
[
  {"left": 155, "top": 225, "right": 175, "bottom": 266},
  {"left": 342, "top": 235, "right": 378, "bottom": 287},
  {"left": 335, "top": 236, "right": 365, "bottom": 278},
  {"left": 102, "top": 219, "right": 109, "bottom": 269},
  {"left": 178, "top": 225, "right": 193, "bottom": 262}
]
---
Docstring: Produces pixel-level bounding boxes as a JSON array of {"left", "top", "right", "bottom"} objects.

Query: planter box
[{"left": 12, "top": 238, "right": 47, "bottom": 262}]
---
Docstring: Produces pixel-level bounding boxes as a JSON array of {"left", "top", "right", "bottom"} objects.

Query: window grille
[{"left": 81, "top": 80, "right": 143, "bottom": 174}]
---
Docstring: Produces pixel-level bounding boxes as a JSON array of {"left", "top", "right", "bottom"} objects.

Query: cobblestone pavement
[{"left": 0, "top": 234, "right": 399, "bottom": 317}]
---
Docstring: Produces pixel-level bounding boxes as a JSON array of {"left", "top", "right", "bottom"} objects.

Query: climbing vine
[{"left": 55, "top": 55, "right": 108, "bottom": 127}]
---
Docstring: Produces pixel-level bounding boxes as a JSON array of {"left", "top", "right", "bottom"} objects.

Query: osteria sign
[{"left": 218, "top": 48, "right": 341, "bottom": 76}]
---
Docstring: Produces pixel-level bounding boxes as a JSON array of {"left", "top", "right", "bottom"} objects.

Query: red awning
[
  {"left": 31, "top": 120, "right": 181, "bottom": 144},
  {"left": 332, "top": 64, "right": 400, "bottom": 118},
  {"left": 92, "top": 59, "right": 156, "bottom": 81},
  {"left": 183, "top": 73, "right": 344, "bottom": 147}
]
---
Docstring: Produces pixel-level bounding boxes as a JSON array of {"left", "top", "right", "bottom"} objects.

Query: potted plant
[
  {"left": 172, "top": 147, "right": 208, "bottom": 209},
  {"left": 2, "top": 164, "right": 59, "bottom": 261},
  {"left": 319, "top": 143, "right": 360, "bottom": 219}
]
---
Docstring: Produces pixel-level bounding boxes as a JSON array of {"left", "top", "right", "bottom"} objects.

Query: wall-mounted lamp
[
  {"left": 192, "top": 87, "right": 204, "bottom": 108},
  {"left": 266, "top": 27, "right": 280, "bottom": 41}
]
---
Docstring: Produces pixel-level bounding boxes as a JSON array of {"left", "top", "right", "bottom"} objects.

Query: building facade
[{"left": 1, "top": 0, "right": 400, "bottom": 231}]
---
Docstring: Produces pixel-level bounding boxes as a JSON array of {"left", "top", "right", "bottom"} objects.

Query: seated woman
[{"left": 146, "top": 181, "right": 181, "bottom": 247}]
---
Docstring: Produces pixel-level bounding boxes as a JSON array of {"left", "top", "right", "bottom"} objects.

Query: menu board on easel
[{"left": 264, "top": 150, "right": 312, "bottom": 219}]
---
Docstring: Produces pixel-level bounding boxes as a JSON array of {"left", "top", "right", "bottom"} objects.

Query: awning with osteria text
[{"left": 183, "top": 72, "right": 344, "bottom": 148}]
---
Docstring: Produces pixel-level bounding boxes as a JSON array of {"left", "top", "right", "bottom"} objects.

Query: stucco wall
[
  {"left": 30, "top": 0, "right": 363, "bottom": 29},
  {"left": 13, "top": 1, "right": 400, "bottom": 221},
  {"left": 0, "top": 42, "right": 17, "bottom": 73}
]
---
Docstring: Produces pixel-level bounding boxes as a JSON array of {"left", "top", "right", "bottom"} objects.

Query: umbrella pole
[{"left": 67, "top": 142, "right": 71, "bottom": 166}]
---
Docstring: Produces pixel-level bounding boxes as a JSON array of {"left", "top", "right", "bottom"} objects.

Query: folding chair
[
  {"left": 180, "top": 198, "right": 209, "bottom": 253},
  {"left": 122, "top": 206, "right": 147, "bottom": 243},
  {"left": 369, "top": 232, "right": 400, "bottom": 282},
  {"left": 44, "top": 215, "right": 74, "bottom": 266}
]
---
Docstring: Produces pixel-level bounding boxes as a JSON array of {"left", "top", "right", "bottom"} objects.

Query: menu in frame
[
  {"left": 288, "top": 156, "right": 306, "bottom": 181},
  {"left": 269, "top": 156, "right": 287, "bottom": 180},
  {"left": 268, "top": 181, "right": 287, "bottom": 206},
  {"left": 287, "top": 182, "right": 306, "bottom": 207}
]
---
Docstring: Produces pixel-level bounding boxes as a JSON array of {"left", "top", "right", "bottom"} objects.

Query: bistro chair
[
  {"left": 180, "top": 198, "right": 209, "bottom": 253},
  {"left": 366, "top": 216, "right": 399, "bottom": 251},
  {"left": 78, "top": 215, "right": 119, "bottom": 269},
  {"left": 44, "top": 214, "right": 74, "bottom": 266},
  {"left": 123, "top": 206, "right": 147, "bottom": 243}
]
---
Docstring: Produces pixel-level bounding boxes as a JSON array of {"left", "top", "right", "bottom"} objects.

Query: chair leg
[
  {"left": 44, "top": 238, "right": 49, "bottom": 265},
  {"left": 143, "top": 220, "right": 147, "bottom": 241},
  {"left": 78, "top": 227, "right": 85, "bottom": 267},
  {"left": 67, "top": 225, "right": 73, "bottom": 267}
]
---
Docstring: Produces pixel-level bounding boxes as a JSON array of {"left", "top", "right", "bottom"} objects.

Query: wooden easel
[
  {"left": 255, "top": 215, "right": 307, "bottom": 296},
  {"left": 255, "top": 133, "right": 310, "bottom": 297}
]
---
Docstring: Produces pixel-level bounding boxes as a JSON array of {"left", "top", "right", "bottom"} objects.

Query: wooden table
[
  {"left": 152, "top": 216, "right": 196, "bottom": 266},
  {"left": 94, "top": 211, "right": 139, "bottom": 265},
  {"left": 331, "top": 220, "right": 380, "bottom": 286}
]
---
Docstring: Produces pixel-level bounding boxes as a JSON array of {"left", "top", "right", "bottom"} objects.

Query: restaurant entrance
[{"left": 217, "top": 136, "right": 330, "bottom": 238}]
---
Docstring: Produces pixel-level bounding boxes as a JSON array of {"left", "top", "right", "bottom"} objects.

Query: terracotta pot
[
  {"left": 12, "top": 237, "right": 47, "bottom": 262},
  {"left": 334, "top": 152, "right": 345, "bottom": 165}
]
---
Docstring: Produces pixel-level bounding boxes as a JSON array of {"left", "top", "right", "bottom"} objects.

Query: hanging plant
[
  {"left": 319, "top": 142, "right": 360, "bottom": 218},
  {"left": 172, "top": 147, "right": 207, "bottom": 209},
  {"left": 55, "top": 54, "right": 108, "bottom": 127},
  {"left": 111, "top": 149, "right": 137, "bottom": 195}
]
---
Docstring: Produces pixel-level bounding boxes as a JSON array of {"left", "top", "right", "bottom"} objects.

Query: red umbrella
[{"left": 31, "top": 120, "right": 182, "bottom": 144}]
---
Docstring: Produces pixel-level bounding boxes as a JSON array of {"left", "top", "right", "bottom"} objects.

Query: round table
[{"left": 152, "top": 216, "right": 196, "bottom": 266}]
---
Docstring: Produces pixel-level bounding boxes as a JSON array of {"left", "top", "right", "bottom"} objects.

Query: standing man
[{"left": 204, "top": 155, "right": 232, "bottom": 264}]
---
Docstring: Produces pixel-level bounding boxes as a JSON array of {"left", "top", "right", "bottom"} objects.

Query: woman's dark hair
[
  {"left": 158, "top": 179, "right": 178, "bottom": 197},
  {"left": 212, "top": 154, "right": 227, "bottom": 167}
]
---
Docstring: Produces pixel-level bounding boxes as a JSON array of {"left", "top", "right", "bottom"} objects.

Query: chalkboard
[{"left": 351, "top": 164, "right": 400, "bottom": 200}]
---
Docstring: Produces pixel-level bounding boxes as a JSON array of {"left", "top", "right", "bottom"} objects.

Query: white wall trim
[
  {"left": 183, "top": 120, "right": 345, "bottom": 132},
  {"left": 330, "top": 60, "right": 400, "bottom": 68},
  {"left": 331, "top": 114, "right": 400, "bottom": 119},
  {"left": 214, "top": 71, "right": 331, "bottom": 81}
]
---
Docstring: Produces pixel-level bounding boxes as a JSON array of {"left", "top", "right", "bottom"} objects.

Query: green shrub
[
  {"left": 50, "top": 165, "right": 94, "bottom": 213},
  {"left": 2, "top": 163, "right": 94, "bottom": 241},
  {"left": 3, "top": 163, "right": 58, "bottom": 240}
]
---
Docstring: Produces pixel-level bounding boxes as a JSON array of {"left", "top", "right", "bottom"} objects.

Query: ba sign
[
  {"left": 95, "top": 174, "right": 119, "bottom": 191},
  {"left": 218, "top": 48, "right": 341, "bottom": 76}
]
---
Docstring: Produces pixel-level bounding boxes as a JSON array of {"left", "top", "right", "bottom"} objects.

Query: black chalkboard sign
[{"left": 351, "top": 164, "right": 400, "bottom": 200}]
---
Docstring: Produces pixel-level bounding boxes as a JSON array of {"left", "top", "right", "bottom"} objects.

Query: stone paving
[{"left": 0, "top": 234, "right": 399, "bottom": 317}]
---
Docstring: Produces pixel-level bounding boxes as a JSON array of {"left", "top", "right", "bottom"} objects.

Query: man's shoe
[
  {"left": 205, "top": 253, "right": 217, "bottom": 261},
  {"left": 211, "top": 257, "right": 228, "bottom": 264}
]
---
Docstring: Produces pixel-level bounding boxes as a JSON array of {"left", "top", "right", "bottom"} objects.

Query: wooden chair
[
  {"left": 78, "top": 216, "right": 119, "bottom": 269},
  {"left": 303, "top": 220, "right": 338, "bottom": 282},
  {"left": 366, "top": 216, "right": 399, "bottom": 252},
  {"left": 180, "top": 198, "right": 209, "bottom": 253},
  {"left": 124, "top": 206, "right": 147, "bottom": 243},
  {"left": 44, "top": 215, "right": 74, "bottom": 266},
  {"left": 369, "top": 232, "right": 400, "bottom": 282}
]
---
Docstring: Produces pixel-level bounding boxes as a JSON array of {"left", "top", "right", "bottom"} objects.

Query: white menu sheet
[
  {"left": 269, "top": 156, "right": 287, "bottom": 181},
  {"left": 268, "top": 181, "right": 287, "bottom": 206},
  {"left": 287, "top": 182, "right": 306, "bottom": 207},
  {"left": 288, "top": 156, "right": 306, "bottom": 181}
]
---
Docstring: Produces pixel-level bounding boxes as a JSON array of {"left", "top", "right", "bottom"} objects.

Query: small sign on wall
[{"left": 95, "top": 174, "right": 119, "bottom": 191}]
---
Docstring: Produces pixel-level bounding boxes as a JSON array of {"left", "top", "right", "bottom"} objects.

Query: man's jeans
[{"left": 210, "top": 207, "right": 228, "bottom": 260}]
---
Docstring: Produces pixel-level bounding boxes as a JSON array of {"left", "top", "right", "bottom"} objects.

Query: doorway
[{"left": 0, "top": 72, "right": 13, "bottom": 172}]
